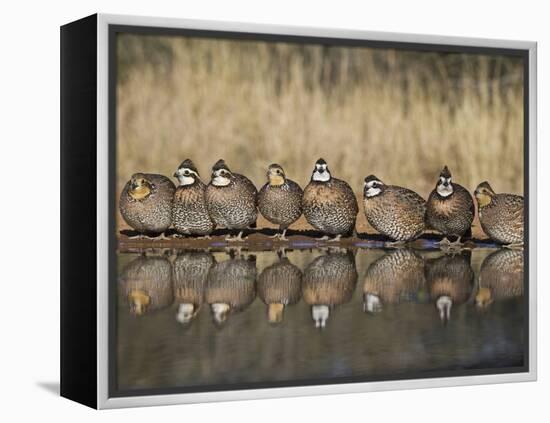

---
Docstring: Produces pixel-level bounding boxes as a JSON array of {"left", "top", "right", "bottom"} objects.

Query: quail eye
[{"left": 184, "top": 170, "right": 190, "bottom": 176}]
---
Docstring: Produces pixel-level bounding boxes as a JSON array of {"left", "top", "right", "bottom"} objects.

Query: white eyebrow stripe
[{"left": 178, "top": 168, "right": 199, "bottom": 176}]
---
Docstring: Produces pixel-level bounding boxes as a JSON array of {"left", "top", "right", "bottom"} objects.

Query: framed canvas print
[{"left": 60, "top": 13, "right": 537, "bottom": 409}]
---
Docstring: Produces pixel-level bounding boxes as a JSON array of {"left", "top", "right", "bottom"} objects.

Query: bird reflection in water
[
  {"left": 172, "top": 251, "right": 215, "bottom": 324},
  {"left": 426, "top": 252, "right": 474, "bottom": 323},
  {"left": 476, "top": 249, "right": 524, "bottom": 308},
  {"left": 302, "top": 249, "right": 357, "bottom": 328},
  {"left": 257, "top": 251, "right": 302, "bottom": 323},
  {"left": 205, "top": 253, "right": 257, "bottom": 325},
  {"left": 118, "top": 255, "right": 174, "bottom": 316},
  {"left": 362, "top": 249, "right": 426, "bottom": 313}
]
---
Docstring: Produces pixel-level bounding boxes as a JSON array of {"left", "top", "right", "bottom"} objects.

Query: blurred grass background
[{"left": 116, "top": 34, "right": 524, "bottom": 199}]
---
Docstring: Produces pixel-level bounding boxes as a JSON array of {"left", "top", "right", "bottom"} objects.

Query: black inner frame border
[{"left": 108, "top": 23, "right": 530, "bottom": 399}]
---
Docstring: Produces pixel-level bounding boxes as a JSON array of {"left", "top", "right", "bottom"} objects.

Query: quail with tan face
[
  {"left": 302, "top": 158, "right": 358, "bottom": 242},
  {"left": 476, "top": 249, "right": 524, "bottom": 308},
  {"left": 363, "top": 175, "right": 426, "bottom": 245},
  {"left": 205, "top": 159, "right": 258, "bottom": 242},
  {"left": 426, "top": 166, "right": 474, "bottom": 246},
  {"left": 257, "top": 252, "right": 302, "bottom": 323},
  {"left": 119, "top": 173, "right": 176, "bottom": 239},
  {"left": 172, "top": 159, "right": 214, "bottom": 238},
  {"left": 258, "top": 163, "right": 303, "bottom": 241},
  {"left": 118, "top": 255, "right": 174, "bottom": 316},
  {"left": 474, "top": 181, "right": 524, "bottom": 246}
]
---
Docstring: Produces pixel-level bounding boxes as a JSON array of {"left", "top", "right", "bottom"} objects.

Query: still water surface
[{"left": 116, "top": 247, "right": 524, "bottom": 392}]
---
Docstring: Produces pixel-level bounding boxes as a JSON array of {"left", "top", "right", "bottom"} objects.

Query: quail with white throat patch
[
  {"left": 363, "top": 249, "right": 425, "bottom": 313},
  {"left": 205, "top": 255, "right": 257, "bottom": 325},
  {"left": 173, "top": 251, "right": 214, "bottom": 324},
  {"left": 426, "top": 166, "right": 474, "bottom": 247},
  {"left": 426, "top": 252, "right": 474, "bottom": 324},
  {"left": 363, "top": 175, "right": 426, "bottom": 245},
  {"left": 258, "top": 164, "right": 303, "bottom": 241},
  {"left": 302, "top": 250, "right": 357, "bottom": 328},
  {"left": 119, "top": 173, "right": 175, "bottom": 239},
  {"left": 302, "top": 158, "right": 358, "bottom": 242},
  {"left": 172, "top": 159, "right": 214, "bottom": 238},
  {"left": 474, "top": 181, "right": 523, "bottom": 246},
  {"left": 205, "top": 159, "right": 258, "bottom": 242}
]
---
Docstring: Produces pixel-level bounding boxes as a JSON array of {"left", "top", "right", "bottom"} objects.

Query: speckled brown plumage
[
  {"left": 119, "top": 173, "right": 175, "bottom": 234},
  {"left": 363, "top": 175, "right": 426, "bottom": 242},
  {"left": 205, "top": 256, "right": 257, "bottom": 323},
  {"left": 257, "top": 256, "right": 302, "bottom": 323},
  {"left": 118, "top": 255, "right": 173, "bottom": 315},
  {"left": 475, "top": 182, "right": 524, "bottom": 245},
  {"left": 258, "top": 164, "right": 303, "bottom": 231},
  {"left": 173, "top": 252, "right": 215, "bottom": 307},
  {"left": 477, "top": 249, "right": 524, "bottom": 307},
  {"left": 363, "top": 249, "right": 425, "bottom": 308},
  {"left": 258, "top": 256, "right": 302, "bottom": 305},
  {"left": 426, "top": 167, "right": 474, "bottom": 239},
  {"left": 426, "top": 253, "right": 474, "bottom": 301},
  {"left": 426, "top": 252, "right": 474, "bottom": 321},
  {"left": 205, "top": 160, "right": 258, "bottom": 230},
  {"left": 302, "top": 251, "right": 358, "bottom": 306},
  {"left": 302, "top": 250, "right": 357, "bottom": 328},
  {"left": 303, "top": 159, "right": 358, "bottom": 236},
  {"left": 173, "top": 177, "right": 214, "bottom": 236}
]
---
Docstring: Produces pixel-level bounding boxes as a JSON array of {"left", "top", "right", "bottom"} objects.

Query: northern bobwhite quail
[
  {"left": 172, "top": 251, "right": 214, "bottom": 324},
  {"left": 205, "top": 254, "right": 257, "bottom": 325},
  {"left": 257, "top": 253, "right": 302, "bottom": 323},
  {"left": 302, "top": 249, "right": 357, "bottom": 328},
  {"left": 363, "top": 175, "right": 426, "bottom": 245},
  {"left": 476, "top": 249, "right": 524, "bottom": 308},
  {"left": 426, "top": 252, "right": 474, "bottom": 323},
  {"left": 119, "top": 173, "right": 175, "bottom": 239},
  {"left": 118, "top": 255, "right": 173, "bottom": 316},
  {"left": 258, "top": 163, "right": 303, "bottom": 241},
  {"left": 426, "top": 166, "right": 474, "bottom": 246},
  {"left": 172, "top": 159, "right": 214, "bottom": 238},
  {"left": 205, "top": 159, "right": 258, "bottom": 242},
  {"left": 302, "top": 158, "right": 358, "bottom": 242},
  {"left": 363, "top": 249, "right": 425, "bottom": 313},
  {"left": 474, "top": 181, "right": 524, "bottom": 246}
]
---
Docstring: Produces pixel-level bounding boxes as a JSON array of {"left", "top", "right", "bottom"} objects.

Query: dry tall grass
[{"left": 117, "top": 34, "right": 524, "bottom": 200}]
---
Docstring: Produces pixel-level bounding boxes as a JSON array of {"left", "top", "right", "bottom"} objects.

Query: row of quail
[
  {"left": 120, "top": 160, "right": 523, "bottom": 245},
  {"left": 119, "top": 157, "right": 357, "bottom": 241},
  {"left": 119, "top": 248, "right": 522, "bottom": 324},
  {"left": 119, "top": 250, "right": 353, "bottom": 326},
  {"left": 363, "top": 248, "right": 524, "bottom": 322},
  {"left": 363, "top": 165, "right": 523, "bottom": 246},
  {"left": 428, "top": 165, "right": 523, "bottom": 246}
]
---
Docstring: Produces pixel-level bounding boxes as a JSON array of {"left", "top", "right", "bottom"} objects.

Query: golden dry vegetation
[{"left": 117, "top": 34, "right": 524, "bottom": 203}]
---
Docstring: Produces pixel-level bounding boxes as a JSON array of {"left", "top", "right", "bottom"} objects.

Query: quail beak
[{"left": 173, "top": 171, "right": 178, "bottom": 177}]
